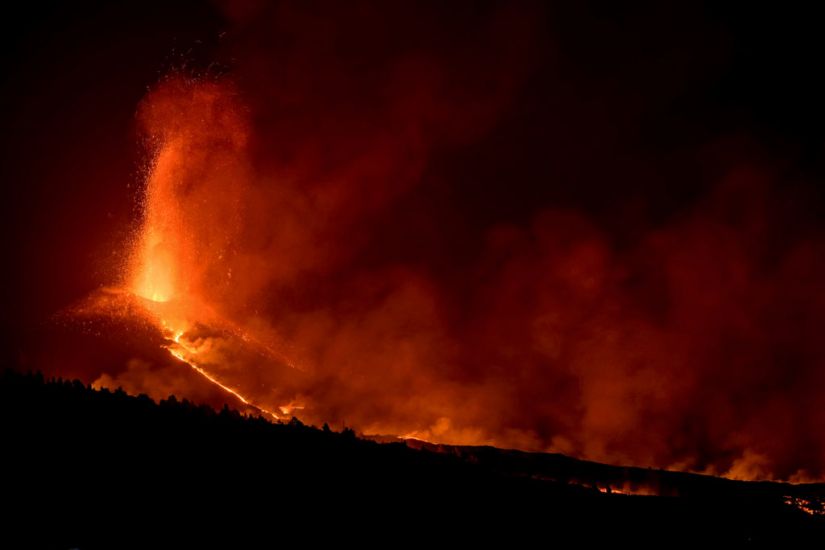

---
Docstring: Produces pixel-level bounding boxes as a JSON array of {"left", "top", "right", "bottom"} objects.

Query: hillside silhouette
[{"left": 2, "top": 368, "right": 823, "bottom": 547}]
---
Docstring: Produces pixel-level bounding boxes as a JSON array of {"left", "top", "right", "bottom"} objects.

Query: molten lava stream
[
  {"left": 163, "top": 322, "right": 282, "bottom": 420},
  {"left": 133, "top": 281, "right": 286, "bottom": 421}
]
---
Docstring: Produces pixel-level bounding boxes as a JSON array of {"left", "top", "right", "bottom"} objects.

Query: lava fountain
[{"left": 116, "top": 77, "right": 297, "bottom": 420}]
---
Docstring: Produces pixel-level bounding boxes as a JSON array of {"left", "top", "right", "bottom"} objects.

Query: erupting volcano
[
  {"left": 9, "top": 0, "right": 825, "bottom": 494},
  {"left": 114, "top": 79, "right": 298, "bottom": 420}
]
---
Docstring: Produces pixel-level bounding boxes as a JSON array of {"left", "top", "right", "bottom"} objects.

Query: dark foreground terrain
[{"left": 2, "top": 369, "right": 823, "bottom": 547}]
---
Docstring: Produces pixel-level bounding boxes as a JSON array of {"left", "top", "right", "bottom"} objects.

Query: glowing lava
[
  {"left": 132, "top": 225, "right": 176, "bottom": 303},
  {"left": 119, "top": 78, "right": 294, "bottom": 420},
  {"left": 164, "top": 324, "right": 281, "bottom": 420},
  {"left": 129, "top": 135, "right": 191, "bottom": 305}
]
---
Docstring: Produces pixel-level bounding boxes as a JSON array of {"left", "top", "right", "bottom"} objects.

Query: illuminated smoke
[{"left": 77, "top": 2, "right": 825, "bottom": 481}]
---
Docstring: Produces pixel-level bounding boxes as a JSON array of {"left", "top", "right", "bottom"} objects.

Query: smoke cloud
[{"left": 73, "top": 1, "right": 825, "bottom": 480}]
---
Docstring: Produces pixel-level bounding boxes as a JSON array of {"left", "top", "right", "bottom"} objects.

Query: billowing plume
[{"left": 85, "top": 1, "right": 825, "bottom": 481}]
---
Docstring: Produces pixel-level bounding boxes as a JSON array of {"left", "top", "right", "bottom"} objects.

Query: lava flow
[{"left": 159, "top": 312, "right": 283, "bottom": 421}]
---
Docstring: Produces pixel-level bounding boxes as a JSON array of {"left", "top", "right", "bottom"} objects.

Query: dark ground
[{"left": 2, "top": 368, "right": 823, "bottom": 548}]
